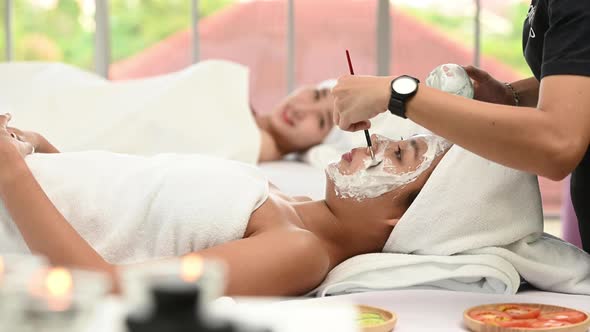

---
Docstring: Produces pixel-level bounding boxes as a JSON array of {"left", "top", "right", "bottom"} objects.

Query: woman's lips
[
  {"left": 342, "top": 151, "right": 353, "bottom": 163},
  {"left": 281, "top": 108, "right": 295, "bottom": 126}
]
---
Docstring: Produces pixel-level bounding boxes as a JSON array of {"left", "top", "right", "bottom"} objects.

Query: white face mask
[
  {"left": 326, "top": 135, "right": 451, "bottom": 200},
  {"left": 426, "top": 64, "right": 474, "bottom": 98}
]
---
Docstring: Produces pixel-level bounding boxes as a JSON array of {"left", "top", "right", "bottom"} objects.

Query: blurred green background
[
  {"left": 400, "top": 1, "right": 531, "bottom": 76},
  {"left": 0, "top": 0, "right": 234, "bottom": 67}
]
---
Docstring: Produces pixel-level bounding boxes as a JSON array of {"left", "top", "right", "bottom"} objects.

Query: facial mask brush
[{"left": 345, "top": 49, "right": 379, "bottom": 166}]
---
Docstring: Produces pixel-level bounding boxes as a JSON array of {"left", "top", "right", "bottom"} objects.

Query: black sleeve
[{"left": 542, "top": 0, "right": 590, "bottom": 78}]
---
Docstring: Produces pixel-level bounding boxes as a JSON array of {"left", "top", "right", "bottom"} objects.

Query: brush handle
[
  {"left": 345, "top": 50, "right": 355, "bottom": 75},
  {"left": 346, "top": 49, "right": 373, "bottom": 149},
  {"left": 364, "top": 130, "right": 372, "bottom": 147}
]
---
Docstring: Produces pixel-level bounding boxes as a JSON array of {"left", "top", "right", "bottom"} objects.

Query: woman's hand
[
  {"left": 7, "top": 126, "right": 46, "bottom": 153},
  {"left": 332, "top": 75, "right": 392, "bottom": 131},
  {"left": 0, "top": 114, "right": 34, "bottom": 158},
  {"left": 463, "top": 65, "right": 515, "bottom": 105}
]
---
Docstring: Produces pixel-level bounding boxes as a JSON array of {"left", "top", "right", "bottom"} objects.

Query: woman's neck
[
  {"left": 291, "top": 200, "right": 392, "bottom": 268},
  {"left": 255, "top": 114, "right": 291, "bottom": 157},
  {"left": 254, "top": 112, "right": 272, "bottom": 132}
]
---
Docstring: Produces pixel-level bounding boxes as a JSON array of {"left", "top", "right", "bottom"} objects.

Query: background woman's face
[{"left": 269, "top": 86, "right": 335, "bottom": 152}]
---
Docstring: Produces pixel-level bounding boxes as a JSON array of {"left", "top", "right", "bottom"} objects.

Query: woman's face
[
  {"left": 269, "top": 86, "right": 335, "bottom": 152},
  {"left": 326, "top": 134, "right": 451, "bottom": 200}
]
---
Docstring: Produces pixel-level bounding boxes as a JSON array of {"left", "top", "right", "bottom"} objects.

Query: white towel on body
[
  {"left": 315, "top": 147, "right": 590, "bottom": 296},
  {"left": 0, "top": 152, "right": 269, "bottom": 264},
  {"left": 0, "top": 60, "right": 261, "bottom": 164}
]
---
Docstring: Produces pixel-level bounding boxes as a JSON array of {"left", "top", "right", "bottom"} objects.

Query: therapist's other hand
[
  {"left": 0, "top": 114, "right": 34, "bottom": 158},
  {"left": 463, "top": 65, "right": 515, "bottom": 105},
  {"left": 333, "top": 75, "right": 391, "bottom": 131}
]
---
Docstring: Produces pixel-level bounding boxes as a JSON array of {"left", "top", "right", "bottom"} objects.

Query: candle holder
[
  {"left": 122, "top": 255, "right": 228, "bottom": 332},
  {"left": 0, "top": 254, "right": 48, "bottom": 327},
  {"left": 122, "top": 255, "right": 226, "bottom": 312},
  {"left": 0, "top": 265, "right": 110, "bottom": 332}
]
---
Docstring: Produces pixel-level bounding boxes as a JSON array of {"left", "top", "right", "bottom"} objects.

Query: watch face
[{"left": 392, "top": 77, "right": 418, "bottom": 95}]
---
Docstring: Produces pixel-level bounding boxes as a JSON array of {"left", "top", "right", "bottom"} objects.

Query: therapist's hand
[
  {"left": 333, "top": 75, "right": 392, "bottom": 131},
  {"left": 463, "top": 65, "right": 515, "bottom": 105}
]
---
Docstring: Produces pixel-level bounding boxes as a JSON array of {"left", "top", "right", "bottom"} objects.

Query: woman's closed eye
[
  {"left": 395, "top": 146, "right": 402, "bottom": 160},
  {"left": 313, "top": 89, "right": 321, "bottom": 101}
]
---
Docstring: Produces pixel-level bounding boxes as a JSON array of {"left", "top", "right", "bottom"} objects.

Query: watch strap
[{"left": 388, "top": 96, "right": 406, "bottom": 119}]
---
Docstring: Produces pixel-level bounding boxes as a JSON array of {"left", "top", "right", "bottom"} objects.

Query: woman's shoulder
[{"left": 258, "top": 228, "right": 330, "bottom": 268}]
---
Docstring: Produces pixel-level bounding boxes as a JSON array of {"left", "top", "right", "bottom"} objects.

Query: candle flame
[
  {"left": 181, "top": 254, "right": 203, "bottom": 283},
  {"left": 46, "top": 267, "right": 73, "bottom": 297}
]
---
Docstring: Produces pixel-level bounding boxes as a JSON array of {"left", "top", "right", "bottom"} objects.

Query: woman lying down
[{"left": 0, "top": 114, "right": 450, "bottom": 296}]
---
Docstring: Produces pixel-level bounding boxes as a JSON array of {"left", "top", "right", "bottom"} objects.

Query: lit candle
[
  {"left": 27, "top": 267, "right": 76, "bottom": 316},
  {"left": 123, "top": 255, "right": 226, "bottom": 316},
  {"left": 181, "top": 254, "right": 204, "bottom": 283},
  {"left": 44, "top": 267, "right": 73, "bottom": 312},
  {"left": 0, "top": 261, "right": 108, "bottom": 332},
  {"left": 16, "top": 267, "right": 79, "bottom": 332}
]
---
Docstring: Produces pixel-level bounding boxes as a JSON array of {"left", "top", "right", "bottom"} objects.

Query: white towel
[
  {"left": 0, "top": 152, "right": 269, "bottom": 264},
  {"left": 315, "top": 147, "right": 590, "bottom": 296},
  {"left": 314, "top": 253, "right": 520, "bottom": 296},
  {"left": 0, "top": 61, "right": 261, "bottom": 164}
]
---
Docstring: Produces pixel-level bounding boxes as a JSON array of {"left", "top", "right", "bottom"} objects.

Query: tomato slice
[
  {"left": 498, "top": 319, "right": 537, "bottom": 328},
  {"left": 539, "top": 310, "right": 587, "bottom": 324},
  {"left": 531, "top": 319, "right": 572, "bottom": 328},
  {"left": 468, "top": 310, "right": 512, "bottom": 324},
  {"left": 497, "top": 304, "right": 541, "bottom": 319}
]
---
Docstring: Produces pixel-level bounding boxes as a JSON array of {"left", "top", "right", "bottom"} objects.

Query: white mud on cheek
[{"left": 327, "top": 135, "right": 452, "bottom": 200}]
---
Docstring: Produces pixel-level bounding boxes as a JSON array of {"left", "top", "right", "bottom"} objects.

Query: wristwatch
[{"left": 388, "top": 75, "right": 420, "bottom": 118}]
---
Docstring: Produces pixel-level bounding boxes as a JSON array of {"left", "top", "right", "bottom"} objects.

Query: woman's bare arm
[
  {"left": 334, "top": 73, "right": 589, "bottom": 180},
  {"left": 197, "top": 230, "right": 330, "bottom": 296}
]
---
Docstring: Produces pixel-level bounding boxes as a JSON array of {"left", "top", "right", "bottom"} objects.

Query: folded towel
[
  {"left": 0, "top": 152, "right": 269, "bottom": 264},
  {"left": 316, "top": 147, "right": 590, "bottom": 296},
  {"left": 314, "top": 253, "right": 520, "bottom": 296},
  {"left": 1, "top": 61, "right": 261, "bottom": 164}
]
